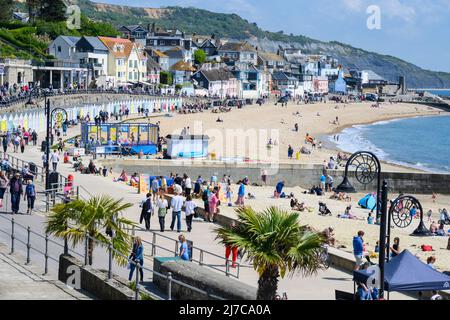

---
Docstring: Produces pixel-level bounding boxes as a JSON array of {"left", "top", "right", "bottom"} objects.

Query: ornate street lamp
[
  {"left": 335, "top": 151, "right": 388, "bottom": 298},
  {"left": 389, "top": 195, "right": 432, "bottom": 240}
]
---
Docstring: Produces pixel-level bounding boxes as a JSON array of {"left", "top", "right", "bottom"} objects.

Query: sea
[
  {"left": 414, "top": 89, "right": 450, "bottom": 97},
  {"left": 329, "top": 115, "right": 450, "bottom": 173}
]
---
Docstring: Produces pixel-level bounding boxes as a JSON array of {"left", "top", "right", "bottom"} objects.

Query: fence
[
  {"left": 128, "top": 225, "right": 241, "bottom": 279},
  {"left": 0, "top": 214, "right": 225, "bottom": 300}
]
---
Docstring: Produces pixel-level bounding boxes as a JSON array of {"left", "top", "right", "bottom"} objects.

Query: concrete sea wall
[{"left": 101, "top": 159, "right": 450, "bottom": 195}]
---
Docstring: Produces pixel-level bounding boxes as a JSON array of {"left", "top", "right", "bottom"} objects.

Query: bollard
[
  {"left": 26, "top": 227, "right": 31, "bottom": 265},
  {"left": 199, "top": 249, "right": 204, "bottom": 266},
  {"left": 225, "top": 257, "right": 230, "bottom": 277},
  {"left": 151, "top": 232, "right": 156, "bottom": 256},
  {"left": 174, "top": 241, "right": 178, "bottom": 257},
  {"left": 135, "top": 262, "right": 140, "bottom": 300},
  {"left": 167, "top": 272, "right": 172, "bottom": 300},
  {"left": 108, "top": 243, "right": 113, "bottom": 280},
  {"left": 10, "top": 218, "right": 15, "bottom": 254},
  {"left": 44, "top": 235, "right": 49, "bottom": 275},
  {"left": 84, "top": 234, "right": 88, "bottom": 265},
  {"left": 76, "top": 186, "right": 79, "bottom": 200},
  {"left": 237, "top": 262, "right": 240, "bottom": 279},
  {"left": 132, "top": 225, "right": 135, "bottom": 236}
]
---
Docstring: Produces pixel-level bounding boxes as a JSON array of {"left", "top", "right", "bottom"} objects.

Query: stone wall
[
  {"left": 153, "top": 256, "right": 257, "bottom": 300},
  {"left": 101, "top": 159, "right": 450, "bottom": 195},
  {"left": 58, "top": 254, "right": 135, "bottom": 300}
]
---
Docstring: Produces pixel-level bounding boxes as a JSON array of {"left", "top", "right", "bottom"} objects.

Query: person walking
[
  {"left": 170, "top": 189, "right": 184, "bottom": 233},
  {"left": 156, "top": 191, "right": 168, "bottom": 232},
  {"left": 31, "top": 130, "right": 38, "bottom": 146},
  {"left": 261, "top": 169, "right": 267, "bottom": 186},
  {"left": 2, "top": 135, "right": 8, "bottom": 153},
  {"left": 0, "top": 171, "right": 9, "bottom": 208},
  {"left": 151, "top": 177, "right": 159, "bottom": 203},
  {"left": 9, "top": 172, "right": 23, "bottom": 214},
  {"left": 13, "top": 134, "right": 20, "bottom": 153},
  {"left": 184, "top": 195, "right": 196, "bottom": 232},
  {"left": 225, "top": 221, "right": 239, "bottom": 268},
  {"left": 128, "top": 237, "right": 144, "bottom": 283},
  {"left": 50, "top": 150, "right": 59, "bottom": 172},
  {"left": 184, "top": 174, "right": 192, "bottom": 196},
  {"left": 139, "top": 193, "right": 153, "bottom": 231},
  {"left": 178, "top": 234, "right": 190, "bottom": 261},
  {"left": 235, "top": 182, "right": 245, "bottom": 206},
  {"left": 208, "top": 189, "right": 219, "bottom": 223},
  {"left": 20, "top": 137, "right": 25, "bottom": 153},
  {"left": 24, "top": 179, "right": 36, "bottom": 214}
]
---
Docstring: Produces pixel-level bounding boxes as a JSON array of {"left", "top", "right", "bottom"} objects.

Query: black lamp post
[{"left": 335, "top": 151, "right": 389, "bottom": 298}]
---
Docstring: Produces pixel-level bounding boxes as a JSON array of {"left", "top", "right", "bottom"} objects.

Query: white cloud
[{"left": 342, "top": 0, "right": 364, "bottom": 12}]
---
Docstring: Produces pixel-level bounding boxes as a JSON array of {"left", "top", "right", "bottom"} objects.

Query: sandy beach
[
  {"left": 116, "top": 99, "right": 450, "bottom": 270},
  {"left": 141, "top": 99, "right": 444, "bottom": 172}
]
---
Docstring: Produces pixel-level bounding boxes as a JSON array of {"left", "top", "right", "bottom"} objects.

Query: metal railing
[
  {"left": 129, "top": 225, "right": 241, "bottom": 279},
  {"left": 0, "top": 214, "right": 225, "bottom": 300}
]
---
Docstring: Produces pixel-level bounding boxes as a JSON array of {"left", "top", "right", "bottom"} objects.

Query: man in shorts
[{"left": 353, "top": 230, "right": 365, "bottom": 270}]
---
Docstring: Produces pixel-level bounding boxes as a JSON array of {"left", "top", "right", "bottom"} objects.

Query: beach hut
[{"left": 165, "top": 135, "right": 209, "bottom": 159}]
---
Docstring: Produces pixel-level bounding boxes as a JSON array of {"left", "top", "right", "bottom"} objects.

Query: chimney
[{"left": 211, "top": 33, "right": 215, "bottom": 40}]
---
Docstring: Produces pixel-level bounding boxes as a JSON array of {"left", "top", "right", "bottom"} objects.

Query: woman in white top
[
  {"left": 156, "top": 192, "right": 169, "bottom": 232},
  {"left": 184, "top": 195, "right": 197, "bottom": 232}
]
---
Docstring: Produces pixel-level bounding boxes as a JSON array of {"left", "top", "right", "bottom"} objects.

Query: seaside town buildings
[{"left": 0, "top": 21, "right": 402, "bottom": 98}]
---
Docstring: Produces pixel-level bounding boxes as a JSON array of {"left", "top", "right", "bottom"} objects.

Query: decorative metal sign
[{"left": 51, "top": 108, "right": 68, "bottom": 128}]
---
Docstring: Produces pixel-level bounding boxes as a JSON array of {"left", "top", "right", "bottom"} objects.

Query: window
[
  {"left": 135, "top": 72, "right": 138, "bottom": 79},
  {"left": 129, "top": 72, "right": 133, "bottom": 80},
  {"left": 129, "top": 60, "right": 133, "bottom": 68},
  {"left": 58, "top": 46, "right": 61, "bottom": 52},
  {"left": 134, "top": 60, "right": 137, "bottom": 68}
]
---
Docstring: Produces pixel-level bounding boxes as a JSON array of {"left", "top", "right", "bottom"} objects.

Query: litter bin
[
  {"left": 29, "top": 162, "right": 37, "bottom": 175},
  {"left": 47, "top": 171, "right": 59, "bottom": 190},
  {"left": 41, "top": 141, "right": 47, "bottom": 152}
]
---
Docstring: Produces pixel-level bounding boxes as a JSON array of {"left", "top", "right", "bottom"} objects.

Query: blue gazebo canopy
[{"left": 353, "top": 250, "right": 450, "bottom": 292}]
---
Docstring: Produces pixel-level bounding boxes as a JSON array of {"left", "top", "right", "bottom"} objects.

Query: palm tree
[
  {"left": 46, "top": 195, "right": 136, "bottom": 266},
  {"left": 216, "top": 206, "right": 326, "bottom": 300}
]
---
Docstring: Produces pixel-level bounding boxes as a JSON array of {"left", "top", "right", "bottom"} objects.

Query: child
[
  {"left": 367, "top": 212, "right": 374, "bottom": 225},
  {"left": 24, "top": 180, "right": 36, "bottom": 215},
  {"left": 426, "top": 209, "right": 433, "bottom": 222}
]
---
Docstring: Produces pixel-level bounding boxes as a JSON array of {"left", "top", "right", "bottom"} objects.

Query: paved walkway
[
  {"left": 0, "top": 117, "right": 414, "bottom": 300},
  {"left": 0, "top": 243, "right": 91, "bottom": 300}
]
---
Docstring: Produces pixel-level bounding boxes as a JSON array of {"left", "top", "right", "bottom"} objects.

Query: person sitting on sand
[
  {"left": 429, "top": 221, "right": 439, "bottom": 235},
  {"left": 321, "top": 227, "right": 336, "bottom": 246},
  {"left": 116, "top": 170, "right": 128, "bottom": 182},
  {"left": 130, "top": 173, "right": 139, "bottom": 187},
  {"left": 274, "top": 180, "right": 285, "bottom": 198}
]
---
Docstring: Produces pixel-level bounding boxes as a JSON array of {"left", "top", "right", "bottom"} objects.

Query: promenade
[
  {"left": 0, "top": 242, "right": 91, "bottom": 300},
  {"left": 0, "top": 119, "right": 414, "bottom": 300}
]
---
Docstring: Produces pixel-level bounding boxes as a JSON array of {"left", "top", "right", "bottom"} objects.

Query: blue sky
[{"left": 95, "top": 0, "right": 450, "bottom": 72}]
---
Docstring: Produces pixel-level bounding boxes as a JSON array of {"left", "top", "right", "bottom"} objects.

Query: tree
[
  {"left": 26, "top": 0, "right": 41, "bottom": 23},
  {"left": 40, "top": 0, "right": 67, "bottom": 22},
  {"left": 216, "top": 206, "right": 325, "bottom": 300},
  {"left": 46, "top": 195, "right": 136, "bottom": 266},
  {"left": 0, "top": 0, "right": 13, "bottom": 23},
  {"left": 194, "top": 49, "right": 207, "bottom": 65},
  {"left": 160, "top": 71, "right": 173, "bottom": 86}
]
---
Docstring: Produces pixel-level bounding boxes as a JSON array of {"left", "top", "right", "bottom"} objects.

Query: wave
[
  {"left": 330, "top": 126, "right": 389, "bottom": 159},
  {"left": 328, "top": 123, "right": 450, "bottom": 174}
]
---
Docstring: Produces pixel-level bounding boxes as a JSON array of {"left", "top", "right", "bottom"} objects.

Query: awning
[{"left": 139, "top": 81, "right": 154, "bottom": 86}]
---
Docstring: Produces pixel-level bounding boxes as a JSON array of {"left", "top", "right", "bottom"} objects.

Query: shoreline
[{"left": 318, "top": 110, "right": 448, "bottom": 174}]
